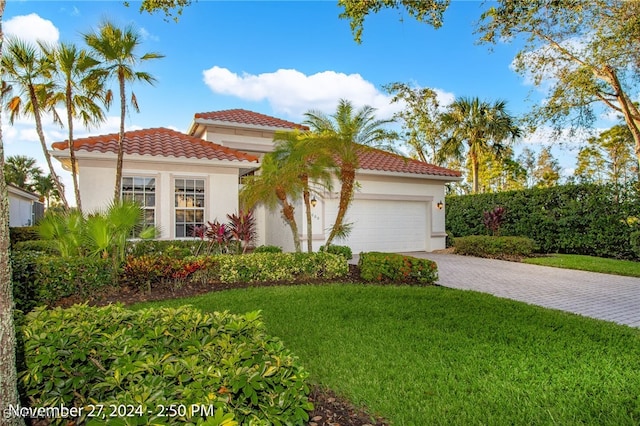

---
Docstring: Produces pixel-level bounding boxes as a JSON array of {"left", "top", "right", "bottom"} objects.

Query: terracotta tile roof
[
  {"left": 51, "top": 128, "right": 259, "bottom": 163},
  {"left": 356, "top": 145, "right": 461, "bottom": 178},
  {"left": 194, "top": 109, "right": 308, "bottom": 130}
]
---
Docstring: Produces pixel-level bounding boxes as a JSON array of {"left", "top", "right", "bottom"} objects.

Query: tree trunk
[
  {"left": 29, "top": 85, "right": 69, "bottom": 209},
  {"left": 276, "top": 186, "right": 301, "bottom": 252},
  {"left": 302, "top": 174, "right": 313, "bottom": 253},
  {"left": 471, "top": 150, "right": 480, "bottom": 194},
  {"left": 0, "top": 2, "right": 27, "bottom": 416},
  {"left": 67, "top": 79, "right": 82, "bottom": 213},
  {"left": 325, "top": 165, "right": 355, "bottom": 247},
  {"left": 113, "top": 72, "right": 126, "bottom": 203}
]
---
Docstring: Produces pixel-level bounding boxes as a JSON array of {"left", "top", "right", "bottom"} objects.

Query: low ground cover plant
[
  {"left": 20, "top": 304, "right": 312, "bottom": 425},
  {"left": 319, "top": 244, "right": 353, "bottom": 260},
  {"left": 453, "top": 235, "right": 537, "bottom": 259},
  {"left": 358, "top": 252, "right": 438, "bottom": 285}
]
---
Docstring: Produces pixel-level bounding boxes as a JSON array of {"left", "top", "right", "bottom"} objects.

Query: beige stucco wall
[{"left": 77, "top": 156, "right": 242, "bottom": 239}]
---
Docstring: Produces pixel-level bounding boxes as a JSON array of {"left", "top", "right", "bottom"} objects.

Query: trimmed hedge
[
  {"left": 320, "top": 244, "right": 353, "bottom": 260},
  {"left": 253, "top": 245, "right": 283, "bottom": 253},
  {"left": 359, "top": 252, "right": 438, "bottom": 285},
  {"left": 126, "top": 239, "right": 200, "bottom": 258},
  {"left": 14, "top": 240, "right": 60, "bottom": 255},
  {"left": 11, "top": 252, "right": 115, "bottom": 311},
  {"left": 453, "top": 235, "right": 537, "bottom": 259},
  {"left": 446, "top": 183, "right": 640, "bottom": 259},
  {"left": 20, "top": 304, "right": 312, "bottom": 425},
  {"left": 9, "top": 226, "right": 39, "bottom": 247},
  {"left": 121, "top": 252, "right": 349, "bottom": 291}
]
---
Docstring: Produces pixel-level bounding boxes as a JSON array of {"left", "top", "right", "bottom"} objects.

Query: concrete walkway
[{"left": 397, "top": 252, "right": 640, "bottom": 328}]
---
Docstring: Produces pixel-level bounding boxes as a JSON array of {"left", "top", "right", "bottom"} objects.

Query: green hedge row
[
  {"left": 9, "top": 226, "right": 39, "bottom": 247},
  {"left": 358, "top": 252, "right": 438, "bottom": 285},
  {"left": 11, "top": 252, "right": 115, "bottom": 312},
  {"left": 453, "top": 236, "right": 537, "bottom": 259},
  {"left": 121, "top": 252, "right": 348, "bottom": 291},
  {"left": 20, "top": 304, "right": 311, "bottom": 425},
  {"left": 446, "top": 183, "right": 640, "bottom": 259}
]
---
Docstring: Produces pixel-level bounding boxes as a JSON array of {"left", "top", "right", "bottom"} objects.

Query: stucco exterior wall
[{"left": 78, "top": 157, "right": 242, "bottom": 239}]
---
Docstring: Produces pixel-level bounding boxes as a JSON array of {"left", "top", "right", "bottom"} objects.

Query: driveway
[{"left": 397, "top": 252, "right": 640, "bottom": 328}]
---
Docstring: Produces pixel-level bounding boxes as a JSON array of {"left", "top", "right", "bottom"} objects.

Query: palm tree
[
  {"left": 303, "top": 99, "right": 396, "bottom": 247},
  {"left": 439, "top": 97, "right": 521, "bottom": 194},
  {"left": 271, "top": 130, "right": 334, "bottom": 253},
  {"left": 3, "top": 154, "right": 42, "bottom": 191},
  {"left": 43, "top": 41, "right": 107, "bottom": 214},
  {"left": 1, "top": 38, "right": 69, "bottom": 208},
  {"left": 83, "top": 20, "right": 164, "bottom": 202},
  {"left": 240, "top": 154, "right": 304, "bottom": 252}
]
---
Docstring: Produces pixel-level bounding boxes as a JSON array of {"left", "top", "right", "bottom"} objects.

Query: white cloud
[
  {"left": 139, "top": 28, "right": 160, "bottom": 42},
  {"left": 202, "top": 67, "right": 410, "bottom": 120},
  {"left": 5, "top": 13, "right": 60, "bottom": 44},
  {"left": 520, "top": 125, "right": 599, "bottom": 148}
]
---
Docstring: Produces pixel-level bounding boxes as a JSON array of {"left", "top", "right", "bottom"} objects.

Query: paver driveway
[{"left": 400, "top": 252, "right": 640, "bottom": 328}]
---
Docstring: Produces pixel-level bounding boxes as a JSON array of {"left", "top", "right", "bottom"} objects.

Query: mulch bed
[{"left": 52, "top": 264, "right": 389, "bottom": 426}]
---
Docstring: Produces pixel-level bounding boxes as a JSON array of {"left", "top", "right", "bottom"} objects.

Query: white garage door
[{"left": 329, "top": 199, "right": 428, "bottom": 253}]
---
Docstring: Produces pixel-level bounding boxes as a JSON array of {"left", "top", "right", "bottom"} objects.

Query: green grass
[
  {"left": 134, "top": 284, "right": 640, "bottom": 425},
  {"left": 523, "top": 254, "right": 640, "bottom": 277}
]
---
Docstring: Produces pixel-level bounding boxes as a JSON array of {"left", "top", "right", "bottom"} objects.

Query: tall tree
[
  {"left": 0, "top": 0, "right": 27, "bottom": 423},
  {"left": 533, "top": 147, "right": 561, "bottom": 188},
  {"left": 338, "top": 0, "right": 450, "bottom": 43},
  {"left": 3, "top": 154, "right": 42, "bottom": 191},
  {"left": 303, "top": 99, "right": 396, "bottom": 247},
  {"left": 43, "top": 41, "right": 106, "bottom": 213},
  {"left": 517, "top": 147, "right": 537, "bottom": 188},
  {"left": 1, "top": 38, "right": 69, "bottom": 208},
  {"left": 240, "top": 154, "right": 304, "bottom": 252},
  {"left": 83, "top": 21, "right": 163, "bottom": 202},
  {"left": 575, "top": 124, "right": 637, "bottom": 186},
  {"left": 438, "top": 97, "right": 521, "bottom": 194},
  {"left": 271, "top": 130, "right": 333, "bottom": 253},
  {"left": 472, "top": 148, "right": 527, "bottom": 193},
  {"left": 385, "top": 82, "right": 444, "bottom": 164},
  {"left": 478, "top": 1, "right": 640, "bottom": 169}
]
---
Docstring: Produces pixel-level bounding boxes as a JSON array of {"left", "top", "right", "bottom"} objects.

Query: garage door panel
[{"left": 329, "top": 199, "right": 427, "bottom": 253}]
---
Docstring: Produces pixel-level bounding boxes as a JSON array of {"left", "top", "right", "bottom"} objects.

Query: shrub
[
  {"left": 11, "top": 250, "right": 42, "bottom": 313},
  {"left": 320, "top": 244, "right": 353, "bottom": 260},
  {"left": 120, "top": 255, "right": 208, "bottom": 292},
  {"left": 631, "top": 231, "right": 640, "bottom": 258},
  {"left": 126, "top": 239, "right": 200, "bottom": 258},
  {"left": 446, "top": 183, "right": 640, "bottom": 259},
  {"left": 13, "top": 240, "right": 60, "bottom": 255},
  {"left": 359, "top": 252, "right": 438, "bottom": 285},
  {"left": 9, "top": 226, "right": 39, "bottom": 247},
  {"left": 453, "top": 235, "right": 537, "bottom": 259},
  {"left": 20, "top": 304, "right": 312, "bottom": 425},
  {"left": 483, "top": 206, "right": 506, "bottom": 236},
  {"left": 253, "top": 245, "right": 283, "bottom": 253}
]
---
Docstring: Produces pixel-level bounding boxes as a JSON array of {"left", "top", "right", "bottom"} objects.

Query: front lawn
[
  {"left": 135, "top": 284, "right": 640, "bottom": 425},
  {"left": 523, "top": 254, "right": 640, "bottom": 277}
]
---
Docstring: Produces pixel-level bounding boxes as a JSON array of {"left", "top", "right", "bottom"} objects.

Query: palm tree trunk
[
  {"left": 276, "top": 186, "right": 301, "bottom": 252},
  {"left": 0, "top": 57, "right": 26, "bottom": 424},
  {"left": 29, "top": 86, "right": 69, "bottom": 209},
  {"left": 113, "top": 72, "right": 126, "bottom": 203},
  {"left": 471, "top": 150, "right": 480, "bottom": 194},
  {"left": 302, "top": 174, "right": 313, "bottom": 253},
  {"left": 66, "top": 81, "right": 82, "bottom": 213},
  {"left": 326, "top": 165, "right": 354, "bottom": 247}
]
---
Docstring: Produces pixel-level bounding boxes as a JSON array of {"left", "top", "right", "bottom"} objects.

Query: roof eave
[
  {"left": 192, "top": 117, "right": 302, "bottom": 133},
  {"left": 50, "top": 149, "right": 258, "bottom": 167},
  {"left": 357, "top": 168, "right": 463, "bottom": 182}
]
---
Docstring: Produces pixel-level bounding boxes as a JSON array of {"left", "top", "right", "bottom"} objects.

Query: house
[
  {"left": 51, "top": 109, "right": 461, "bottom": 252},
  {"left": 8, "top": 184, "right": 44, "bottom": 227}
]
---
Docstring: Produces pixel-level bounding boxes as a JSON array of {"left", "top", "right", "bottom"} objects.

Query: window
[
  {"left": 121, "top": 176, "right": 156, "bottom": 235},
  {"left": 175, "top": 178, "right": 205, "bottom": 238}
]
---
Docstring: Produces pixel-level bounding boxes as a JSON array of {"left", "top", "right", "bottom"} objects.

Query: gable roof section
[
  {"left": 356, "top": 146, "right": 461, "bottom": 178},
  {"left": 194, "top": 109, "right": 308, "bottom": 130},
  {"left": 51, "top": 127, "right": 259, "bottom": 163}
]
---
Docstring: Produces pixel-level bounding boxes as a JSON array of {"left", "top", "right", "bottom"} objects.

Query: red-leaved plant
[
  {"left": 483, "top": 206, "right": 506, "bottom": 236},
  {"left": 227, "top": 210, "right": 257, "bottom": 254}
]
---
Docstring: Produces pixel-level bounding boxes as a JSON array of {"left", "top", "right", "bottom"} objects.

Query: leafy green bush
[
  {"left": 252, "top": 245, "right": 283, "bottom": 253},
  {"left": 631, "top": 231, "right": 640, "bottom": 258},
  {"left": 14, "top": 240, "right": 60, "bottom": 255},
  {"left": 446, "top": 183, "right": 640, "bottom": 259},
  {"left": 34, "top": 256, "right": 115, "bottom": 302},
  {"left": 9, "top": 226, "right": 39, "bottom": 247},
  {"left": 11, "top": 250, "right": 42, "bottom": 313},
  {"left": 20, "top": 304, "right": 312, "bottom": 425},
  {"left": 126, "top": 239, "right": 200, "bottom": 258},
  {"left": 120, "top": 252, "right": 348, "bottom": 290},
  {"left": 358, "top": 252, "right": 438, "bottom": 285},
  {"left": 320, "top": 244, "right": 353, "bottom": 260},
  {"left": 453, "top": 235, "right": 537, "bottom": 259}
]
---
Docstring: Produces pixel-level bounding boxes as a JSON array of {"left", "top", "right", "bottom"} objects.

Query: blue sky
[{"left": 3, "top": 1, "right": 607, "bottom": 202}]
